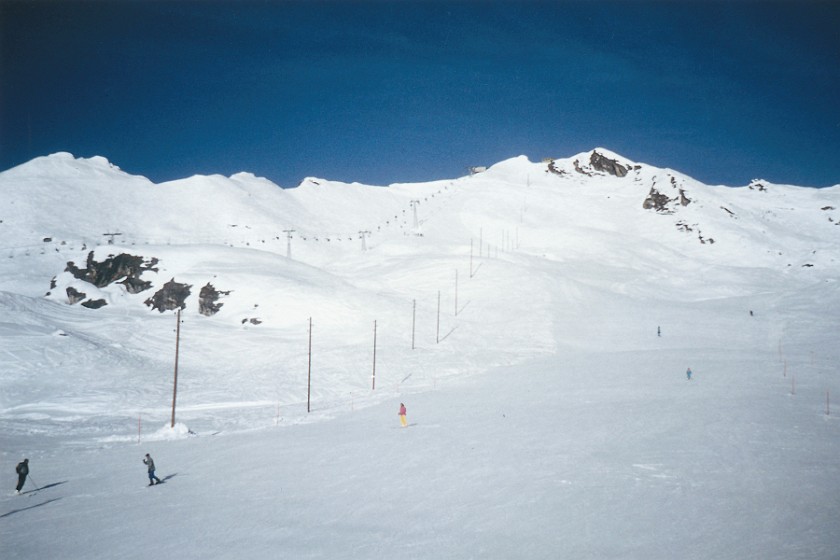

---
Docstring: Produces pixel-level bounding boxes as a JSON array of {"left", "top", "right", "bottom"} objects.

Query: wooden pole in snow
[
  {"left": 411, "top": 200, "right": 419, "bottom": 231},
  {"left": 470, "top": 239, "right": 474, "bottom": 278},
  {"left": 436, "top": 291, "right": 440, "bottom": 344},
  {"left": 307, "top": 317, "right": 312, "bottom": 413},
  {"left": 372, "top": 320, "right": 377, "bottom": 390},
  {"left": 455, "top": 270, "right": 459, "bottom": 316},
  {"left": 283, "top": 229, "right": 295, "bottom": 259},
  {"left": 171, "top": 308, "right": 181, "bottom": 428}
]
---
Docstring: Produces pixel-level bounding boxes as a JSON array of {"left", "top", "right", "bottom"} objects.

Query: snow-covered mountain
[
  {"left": 1, "top": 149, "right": 838, "bottom": 559},
  {"left": 4, "top": 148, "right": 837, "bottom": 314}
]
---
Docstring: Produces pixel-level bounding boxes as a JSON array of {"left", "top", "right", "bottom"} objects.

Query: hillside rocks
[
  {"left": 545, "top": 159, "right": 566, "bottom": 176},
  {"left": 56, "top": 251, "right": 231, "bottom": 315},
  {"left": 144, "top": 279, "right": 192, "bottom": 313},
  {"left": 81, "top": 298, "right": 107, "bottom": 309},
  {"left": 642, "top": 188, "right": 672, "bottom": 212},
  {"left": 58, "top": 251, "right": 158, "bottom": 308},
  {"left": 142, "top": 280, "right": 231, "bottom": 315},
  {"left": 572, "top": 159, "right": 592, "bottom": 176},
  {"left": 589, "top": 151, "right": 629, "bottom": 177},
  {"left": 66, "top": 286, "right": 87, "bottom": 304},
  {"left": 199, "top": 283, "right": 230, "bottom": 316},
  {"left": 561, "top": 151, "right": 630, "bottom": 178},
  {"left": 642, "top": 175, "right": 691, "bottom": 214},
  {"left": 66, "top": 252, "right": 157, "bottom": 292},
  {"left": 63, "top": 286, "right": 107, "bottom": 309}
]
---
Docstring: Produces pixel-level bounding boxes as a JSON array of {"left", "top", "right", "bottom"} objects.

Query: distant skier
[
  {"left": 143, "top": 453, "right": 162, "bottom": 486},
  {"left": 657, "top": 326, "right": 661, "bottom": 337},
  {"left": 686, "top": 367, "right": 692, "bottom": 381},
  {"left": 15, "top": 458, "right": 29, "bottom": 494},
  {"left": 399, "top": 403, "right": 407, "bottom": 428}
]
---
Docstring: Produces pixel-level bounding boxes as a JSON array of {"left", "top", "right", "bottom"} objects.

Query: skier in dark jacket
[
  {"left": 15, "top": 458, "right": 29, "bottom": 494},
  {"left": 143, "top": 453, "right": 162, "bottom": 486}
]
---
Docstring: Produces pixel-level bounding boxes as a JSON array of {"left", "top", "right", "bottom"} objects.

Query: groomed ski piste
[{"left": 1, "top": 149, "right": 839, "bottom": 559}]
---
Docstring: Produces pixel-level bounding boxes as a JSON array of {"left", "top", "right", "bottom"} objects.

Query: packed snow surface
[{"left": 1, "top": 150, "right": 838, "bottom": 559}]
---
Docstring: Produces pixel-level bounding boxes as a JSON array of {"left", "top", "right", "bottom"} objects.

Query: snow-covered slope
[{"left": 1, "top": 150, "right": 838, "bottom": 559}]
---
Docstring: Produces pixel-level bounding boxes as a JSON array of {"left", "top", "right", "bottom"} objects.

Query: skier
[
  {"left": 15, "top": 458, "right": 29, "bottom": 494},
  {"left": 398, "top": 403, "right": 407, "bottom": 428},
  {"left": 657, "top": 326, "right": 661, "bottom": 337},
  {"left": 143, "top": 453, "right": 162, "bottom": 486},
  {"left": 686, "top": 367, "right": 692, "bottom": 381}
]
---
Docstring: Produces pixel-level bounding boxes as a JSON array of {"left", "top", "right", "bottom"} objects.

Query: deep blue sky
[{"left": 2, "top": 1, "right": 839, "bottom": 187}]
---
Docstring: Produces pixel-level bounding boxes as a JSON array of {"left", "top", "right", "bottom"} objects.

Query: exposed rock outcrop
[
  {"left": 65, "top": 252, "right": 158, "bottom": 290},
  {"left": 546, "top": 160, "right": 566, "bottom": 176},
  {"left": 144, "top": 279, "right": 192, "bottom": 313},
  {"left": 590, "top": 151, "right": 629, "bottom": 177},
  {"left": 572, "top": 159, "right": 591, "bottom": 176},
  {"left": 122, "top": 276, "right": 153, "bottom": 294},
  {"left": 66, "top": 286, "right": 87, "bottom": 305},
  {"left": 642, "top": 188, "right": 673, "bottom": 212},
  {"left": 59, "top": 251, "right": 159, "bottom": 308},
  {"left": 643, "top": 175, "right": 691, "bottom": 214},
  {"left": 56, "top": 252, "right": 233, "bottom": 315},
  {"left": 199, "top": 283, "right": 231, "bottom": 316}
]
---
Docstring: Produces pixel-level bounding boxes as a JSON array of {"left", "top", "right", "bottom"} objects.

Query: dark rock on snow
[
  {"left": 66, "top": 252, "right": 158, "bottom": 290},
  {"left": 145, "top": 279, "right": 192, "bottom": 313},
  {"left": 589, "top": 151, "right": 629, "bottom": 177},
  {"left": 81, "top": 299, "right": 108, "bottom": 309},
  {"left": 199, "top": 283, "right": 231, "bottom": 316},
  {"left": 66, "top": 286, "right": 87, "bottom": 305}
]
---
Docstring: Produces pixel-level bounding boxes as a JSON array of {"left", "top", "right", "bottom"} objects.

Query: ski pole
[{"left": 27, "top": 475, "right": 40, "bottom": 490}]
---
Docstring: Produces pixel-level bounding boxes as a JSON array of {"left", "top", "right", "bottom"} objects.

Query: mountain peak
[
  {"left": 43, "top": 152, "right": 119, "bottom": 170},
  {"left": 588, "top": 147, "right": 634, "bottom": 163},
  {"left": 0, "top": 151, "right": 128, "bottom": 180}
]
